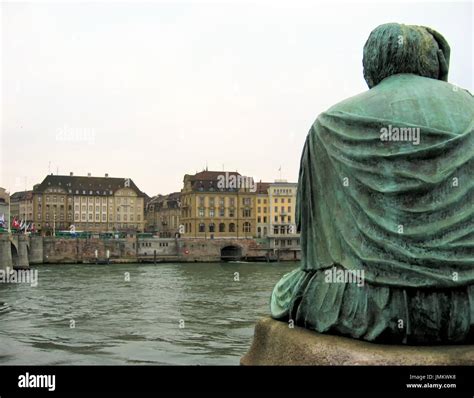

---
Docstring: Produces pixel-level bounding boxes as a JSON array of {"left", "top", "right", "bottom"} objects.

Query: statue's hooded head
[{"left": 363, "top": 23, "right": 450, "bottom": 88}]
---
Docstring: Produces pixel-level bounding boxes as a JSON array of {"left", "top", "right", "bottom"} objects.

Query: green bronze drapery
[{"left": 271, "top": 23, "right": 474, "bottom": 344}]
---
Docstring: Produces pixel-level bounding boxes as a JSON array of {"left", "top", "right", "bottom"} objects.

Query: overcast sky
[{"left": 1, "top": 0, "right": 472, "bottom": 196}]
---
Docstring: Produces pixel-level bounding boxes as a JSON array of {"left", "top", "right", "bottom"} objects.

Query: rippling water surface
[{"left": 0, "top": 262, "right": 295, "bottom": 365}]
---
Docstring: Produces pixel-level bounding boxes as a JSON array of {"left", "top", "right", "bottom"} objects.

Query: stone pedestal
[
  {"left": 29, "top": 235, "right": 44, "bottom": 264},
  {"left": 241, "top": 317, "right": 474, "bottom": 365},
  {"left": 16, "top": 235, "right": 29, "bottom": 268},
  {"left": 0, "top": 235, "right": 12, "bottom": 270}
]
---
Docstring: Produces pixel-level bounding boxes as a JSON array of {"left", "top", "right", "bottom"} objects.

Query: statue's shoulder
[
  {"left": 323, "top": 74, "right": 418, "bottom": 115},
  {"left": 321, "top": 74, "right": 474, "bottom": 122},
  {"left": 324, "top": 90, "right": 376, "bottom": 115}
]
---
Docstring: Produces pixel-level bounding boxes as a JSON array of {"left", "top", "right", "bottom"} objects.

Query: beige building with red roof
[{"left": 180, "top": 169, "right": 256, "bottom": 238}]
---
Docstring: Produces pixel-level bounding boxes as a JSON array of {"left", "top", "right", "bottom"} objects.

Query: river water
[{"left": 0, "top": 262, "right": 296, "bottom": 365}]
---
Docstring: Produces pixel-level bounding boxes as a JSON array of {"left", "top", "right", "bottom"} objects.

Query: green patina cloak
[{"left": 271, "top": 74, "right": 474, "bottom": 343}]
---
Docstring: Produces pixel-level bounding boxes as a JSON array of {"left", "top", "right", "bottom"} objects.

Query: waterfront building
[
  {"left": 31, "top": 173, "right": 147, "bottom": 234},
  {"left": 0, "top": 187, "right": 10, "bottom": 229},
  {"left": 255, "top": 180, "right": 300, "bottom": 249},
  {"left": 10, "top": 190, "right": 33, "bottom": 224},
  {"left": 255, "top": 182, "right": 270, "bottom": 238},
  {"left": 180, "top": 170, "right": 256, "bottom": 238},
  {"left": 145, "top": 192, "right": 181, "bottom": 237}
]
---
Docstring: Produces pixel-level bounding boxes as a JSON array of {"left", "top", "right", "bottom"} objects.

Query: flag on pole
[{"left": 12, "top": 217, "right": 20, "bottom": 229}]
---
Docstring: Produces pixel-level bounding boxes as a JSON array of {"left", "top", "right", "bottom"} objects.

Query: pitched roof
[
  {"left": 147, "top": 192, "right": 181, "bottom": 211},
  {"left": 33, "top": 174, "right": 146, "bottom": 197},
  {"left": 189, "top": 170, "right": 241, "bottom": 181},
  {"left": 10, "top": 190, "right": 33, "bottom": 201},
  {"left": 184, "top": 170, "right": 255, "bottom": 192},
  {"left": 256, "top": 182, "right": 271, "bottom": 194},
  {"left": 147, "top": 194, "right": 165, "bottom": 206},
  {"left": 167, "top": 192, "right": 181, "bottom": 200}
]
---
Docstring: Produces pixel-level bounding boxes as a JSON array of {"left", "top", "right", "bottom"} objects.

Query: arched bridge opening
[{"left": 220, "top": 245, "right": 243, "bottom": 261}]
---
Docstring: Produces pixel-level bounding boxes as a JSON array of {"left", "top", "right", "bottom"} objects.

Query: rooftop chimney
[
  {"left": 70, "top": 172, "right": 73, "bottom": 176},
  {"left": 87, "top": 173, "right": 91, "bottom": 177},
  {"left": 105, "top": 173, "right": 109, "bottom": 178}
]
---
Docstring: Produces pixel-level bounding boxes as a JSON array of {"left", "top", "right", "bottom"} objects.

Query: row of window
[
  {"left": 196, "top": 208, "right": 252, "bottom": 218},
  {"left": 40, "top": 204, "right": 69, "bottom": 211},
  {"left": 272, "top": 226, "right": 294, "bottom": 234},
  {"left": 72, "top": 205, "right": 140, "bottom": 213},
  {"left": 14, "top": 213, "right": 33, "bottom": 218},
  {"left": 256, "top": 226, "right": 296, "bottom": 236},
  {"left": 40, "top": 206, "right": 140, "bottom": 214},
  {"left": 73, "top": 214, "right": 142, "bottom": 222},
  {"left": 257, "top": 197, "right": 292, "bottom": 204},
  {"left": 74, "top": 223, "right": 139, "bottom": 228},
  {"left": 274, "top": 239, "right": 300, "bottom": 246},
  {"left": 272, "top": 189, "right": 294, "bottom": 195},
  {"left": 257, "top": 215, "right": 292, "bottom": 223},
  {"left": 195, "top": 197, "right": 252, "bottom": 207},
  {"left": 140, "top": 242, "right": 170, "bottom": 248},
  {"left": 183, "top": 196, "right": 292, "bottom": 207},
  {"left": 38, "top": 222, "right": 139, "bottom": 229},
  {"left": 44, "top": 196, "right": 66, "bottom": 203},
  {"left": 74, "top": 197, "right": 108, "bottom": 204},
  {"left": 41, "top": 213, "right": 69, "bottom": 221},
  {"left": 257, "top": 206, "right": 292, "bottom": 214},
  {"left": 182, "top": 222, "right": 252, "bottom": 233},
  {"left": 38, "top": 211, "right": 141, "bottom": 219},
  {"left": 45, "top": 186, "right": 118, "bottom": 196},
  {"left": 42, "top": 195, "right": 139, "bottom": 203}
]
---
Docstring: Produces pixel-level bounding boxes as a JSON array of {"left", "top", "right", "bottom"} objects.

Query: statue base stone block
[{"left": 241, "top": 318, "right": 474, "bottom": 365}]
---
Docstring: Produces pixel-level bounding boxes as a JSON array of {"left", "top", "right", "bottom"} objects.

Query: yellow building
[
  {"left": 255, "top": 182, "right": 270, "bottom": 238},
  {"left": 31, "top": 173, "right": 146, "bottom": 234},
  {"left": 256, "top": 180, "right": 300, "bottom": 249},
  {"left": 180, "top": 170, "right": 256, "bottom": 238}
]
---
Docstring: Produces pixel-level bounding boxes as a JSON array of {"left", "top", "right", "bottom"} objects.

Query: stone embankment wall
[
  {"left": 43, "top": 237, "right": 136, "bottom": 263},
  {"left": 0, "top": 235, "right": 300, "bottom": 266}
]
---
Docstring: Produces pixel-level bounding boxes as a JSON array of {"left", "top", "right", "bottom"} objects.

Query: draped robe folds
[{"left": 271, "top": 73, "right": 474, "bottom": 344}]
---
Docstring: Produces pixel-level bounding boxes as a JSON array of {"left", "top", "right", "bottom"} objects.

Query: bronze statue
[{"left": 271, "top": 23, "right": 474, "bottom": 344}]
